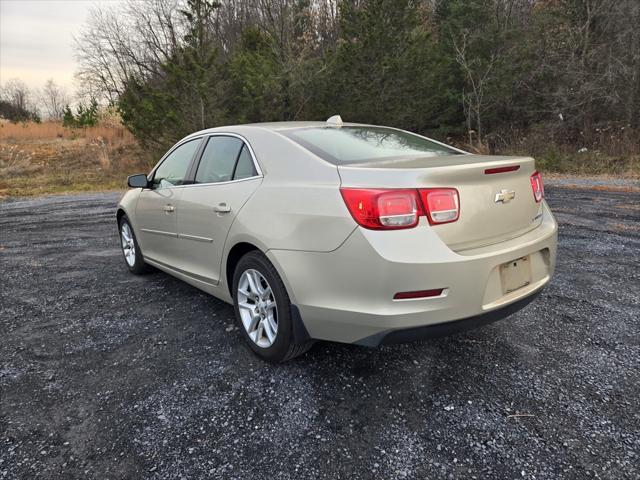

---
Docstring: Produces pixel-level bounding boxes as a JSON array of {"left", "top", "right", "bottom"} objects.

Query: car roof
[
  {"left": 187, "top": 121, "right": 369, "bottom": 137},
  {"left": 244, "top": 121, "right": 332, "bottom": 130}
]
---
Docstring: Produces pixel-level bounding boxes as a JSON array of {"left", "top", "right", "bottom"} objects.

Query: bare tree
[
  {"left": 2, "top": 78, "right": 31, "bottom": 111},
  {"left": 40, "top": 79, "right": 71, "bottom": 120},
  {"left": 452, "top": 31, "right": 499, "bottom": 148},
  {"left": 75, "top": 0, "right": 341, "bottom": 102},
  {"left": 74, "top": 0, "right": 186, "bottom": 101}
]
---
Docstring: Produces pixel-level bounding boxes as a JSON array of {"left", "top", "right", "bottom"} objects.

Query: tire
[
  {"left": 118, "top": 215, "right": 150, "bottom": 275},
  {"left": 232, "top": 251, "right": 313, "bottom": 362}
]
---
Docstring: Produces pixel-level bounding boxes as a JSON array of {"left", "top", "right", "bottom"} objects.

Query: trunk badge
[{"left": 495, "top": 189, "right": 516, "bottom": 203}]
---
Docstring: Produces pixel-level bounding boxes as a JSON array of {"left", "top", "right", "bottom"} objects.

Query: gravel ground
[{"left": 1, "top": 184, "right": 638, "bottom": 479}]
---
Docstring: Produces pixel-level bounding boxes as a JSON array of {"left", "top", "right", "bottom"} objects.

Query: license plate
[{"left": 500, "top": 256, "right": 532, "bottom": 294}]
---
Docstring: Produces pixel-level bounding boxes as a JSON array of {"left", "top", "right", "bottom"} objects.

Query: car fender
[{"left": 116, "top": 189, "right": 141, "bottom": 231}]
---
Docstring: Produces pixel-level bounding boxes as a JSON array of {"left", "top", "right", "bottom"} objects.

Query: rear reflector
[
  {"left": 393, "top": 288, "right": 444, "bottom": 300},
  {"left": 485, "top": 165, "right": 520, "bottom": 175},
  {"left": 530, "top": 171, "right": 544, "bottom": 203},
  {"left": 419, "top": 188, "right": 460, "bottom": 225}
]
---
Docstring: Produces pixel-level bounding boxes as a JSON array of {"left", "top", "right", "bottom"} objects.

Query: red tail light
[
  {"left": 340, "top": 187, "right": 460, "bottom": 229},
  {"left": 419, "top": 188, "right": 460, "bottom": 225},
  {"left": 530, "top": 171, "right": 544, "bottom": 203},
  {"left": 340, "top": 188, "right": 420, "bottom": 230}
]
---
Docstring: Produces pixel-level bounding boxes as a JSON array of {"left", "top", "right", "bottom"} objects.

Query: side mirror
[{"left": 127, "top": 173, "right": 150, "bottom": 189}]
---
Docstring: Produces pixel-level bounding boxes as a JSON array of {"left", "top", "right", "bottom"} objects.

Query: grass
[
  {"left": 0, "top": 119, "right": 135, "bottom": 144},
  {"left": 534, "top": 151, "right": 638, "bottom": 177},
  {"left": 0, "top": 120, "right": 151, "bottom": 197},
  {"left": 492, "top": 124, "right": 639, "bottom": 178}
]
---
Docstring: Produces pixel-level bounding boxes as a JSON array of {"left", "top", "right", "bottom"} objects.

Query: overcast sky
[{"left": 0, "top": 0, "right": 123, "bottom": 93}]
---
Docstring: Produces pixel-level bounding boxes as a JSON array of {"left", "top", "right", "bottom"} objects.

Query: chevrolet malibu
[{"left": 117, "top": 117, "right": 557, "bottom": 362}]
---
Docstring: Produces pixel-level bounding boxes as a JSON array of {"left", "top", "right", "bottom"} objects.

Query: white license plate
[{"left": 500, "top": 256, "right": 532, "bottom": 294}]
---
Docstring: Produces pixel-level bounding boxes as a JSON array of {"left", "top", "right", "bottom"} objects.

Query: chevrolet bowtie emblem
[{"left": 495, "top": 189, "right": 516, "bottom": 203}]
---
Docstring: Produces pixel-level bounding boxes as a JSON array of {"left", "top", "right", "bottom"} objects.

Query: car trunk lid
[{"left": 338, "top": 154, "right": 544, "bottom": 251}]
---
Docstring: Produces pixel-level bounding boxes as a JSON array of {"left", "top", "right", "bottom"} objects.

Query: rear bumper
[
  {"left": 268, "top": 201, "right": 557, "bottom": 345},
  {"left": 356, "top": 289, "right": 541, "bottom": 346}
]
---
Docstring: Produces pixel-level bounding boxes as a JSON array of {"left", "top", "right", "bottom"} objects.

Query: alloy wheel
[
  {"left": 237, "top": 269, "right": 278, "bottom": 348},
  {"left": 120, "top": 222, "right": 136, "bottom": 267}
]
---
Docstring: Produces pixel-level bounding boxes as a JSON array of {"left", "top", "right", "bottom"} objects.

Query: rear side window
[
  {"left": 283, "top": 126, "right": 461, "bottom": 165},
  {"left": 195, "top": 136, "right": 258, "bottom": 183},
  {"left": 153, "top": 139, "right": 200, "bottom": 188},
  {"left": 195, "top": 136, "right": 243, "bottom": 184},
  {"left": 233, "top": 145, "right": 257, "bottom": 180}
]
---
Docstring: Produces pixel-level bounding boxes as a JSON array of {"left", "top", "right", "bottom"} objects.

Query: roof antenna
[{"left": 326, "top": 115, "right": 343, "bottom": 127}]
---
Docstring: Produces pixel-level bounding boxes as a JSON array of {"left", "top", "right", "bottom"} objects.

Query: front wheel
[
  {"left": 232, "top": 251, "right": 312, "bottom": 362},
  {"left": 118, "top": 215, "right": 149, "bottom": 274}
]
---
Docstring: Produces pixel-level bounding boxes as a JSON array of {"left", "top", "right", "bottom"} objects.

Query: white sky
[{"left": 0, "top": 0, "right": 123, "bottom": 94}]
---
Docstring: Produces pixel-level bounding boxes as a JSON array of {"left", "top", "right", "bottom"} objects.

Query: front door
[
  {"left": 176, "top": 136, "right": 262, "bottom": 284},
  {"left": 135, "top": 138, "right": 201, "bottom": 265}
]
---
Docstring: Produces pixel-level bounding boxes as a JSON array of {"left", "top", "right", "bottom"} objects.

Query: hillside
[{"left": 0, "top": 121, "right": 149, "bottom": 197}]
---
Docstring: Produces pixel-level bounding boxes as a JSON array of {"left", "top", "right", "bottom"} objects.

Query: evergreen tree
[
  {"left": 227, "top": 27, "right": 283, "bottom": 123},
  {"left": 62, "top": 105, "right": 75, "bottom": 127},
  {"left": 324, "top": 0, "right": 462, "bottom": 134}
]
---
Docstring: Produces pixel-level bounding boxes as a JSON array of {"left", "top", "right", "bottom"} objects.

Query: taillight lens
[
  {"left": 530, "top": 171, "right": 544, "bottom": 203},
  {"left": 340, "top": 188, "right": 420, "bottom": 230},
  {"left": 419, "top": 188, "right": 460, "bottom": 225},
  {"left": 340, "top": 187, "right": 461, "bottom": 229}
]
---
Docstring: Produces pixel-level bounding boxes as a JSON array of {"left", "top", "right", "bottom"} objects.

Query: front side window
[
  {"left": 283, "top": 126, "right": 462, "bottom": 165},
  {"left": 153, "top": 139, "right": 201, "bottom": 188},
  {"left": 195, "top": 136, "right": 257, "bottom": 183}
]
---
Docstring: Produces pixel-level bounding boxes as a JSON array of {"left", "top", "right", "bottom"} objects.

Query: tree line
[
  {"left": 0, "top": 78, "right": 101, "bottom": 127},
  {"left": 69, "top": 0, "right": 639, "bottom": 155}
]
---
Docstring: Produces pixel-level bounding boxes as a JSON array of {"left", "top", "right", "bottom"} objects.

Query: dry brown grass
[
  {"left": 486, "top": 124, "right": 640, "bottom": 178},
  {"left": 0, "top": 121, "right": 151, "bottom": 197},
  {"left": 0, "top": 120, "right": 135, "bottom": 146}
]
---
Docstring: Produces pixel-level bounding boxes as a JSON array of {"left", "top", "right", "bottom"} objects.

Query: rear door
[
  {"left": 176, "top": 135, "right": 262, "bottom": 284},
  {"left": 135, "top": 138, "right": 202, "bottom": 264}
]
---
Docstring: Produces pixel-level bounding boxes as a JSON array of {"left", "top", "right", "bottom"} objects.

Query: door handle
[
  {"left": 213, "top": 203, "right": 231, "bottom": 213},
  {"left": 163, "top": 204, "right": 175, "bottom": 212}
]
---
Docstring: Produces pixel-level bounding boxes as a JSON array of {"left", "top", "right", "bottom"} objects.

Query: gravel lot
[{"left": 1, "top": 184, "right": 639, "bottom": 479}]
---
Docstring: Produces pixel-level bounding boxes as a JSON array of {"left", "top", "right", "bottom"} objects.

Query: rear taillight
[
  {"left": 530, "top": 171, "right": 544, "bottom": 203},
  {"left": 419, "top": 188, "right": 460, "bottom": 225},
  {"left": 340, "top": 187, "right": 460, "bottom": 229},
  {"left": 339, "top": 188, "right": 420, "bottom": 230}
]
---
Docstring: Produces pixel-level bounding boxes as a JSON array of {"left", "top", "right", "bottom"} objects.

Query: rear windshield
[{"left": 283, "top": 126, "right": 461, "bottom": 165}]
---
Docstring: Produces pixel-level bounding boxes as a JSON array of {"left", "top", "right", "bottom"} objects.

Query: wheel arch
[
  {"left": 224, "top": 241, "right": 310, "bottom": 346},
  {"left": 224, "top": 240, "right": 297, "bottom": 306},
  {"left": 225, "top": 242, "right": 261, "bottom": 297},
  {"left": 116, "top": 207, "right": 127, "bottom": 226}
]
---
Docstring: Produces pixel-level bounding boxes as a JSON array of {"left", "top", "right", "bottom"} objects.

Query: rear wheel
[
  {"left": 118, "top": 215, "right": 149, "bottom": 274},
  {"left": 232, "top": 251, "right": 312, "bottom": 362}
]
